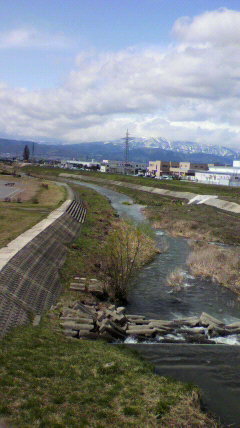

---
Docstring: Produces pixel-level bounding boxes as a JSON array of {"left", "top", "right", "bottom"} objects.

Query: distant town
[{"left": 1, "top": 152, "right": 240, "bottom": 187}]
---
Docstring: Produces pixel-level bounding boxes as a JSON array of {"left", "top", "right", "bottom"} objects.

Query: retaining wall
[{"left": 0, "top": 188, "right": 86, "bottom": 338}]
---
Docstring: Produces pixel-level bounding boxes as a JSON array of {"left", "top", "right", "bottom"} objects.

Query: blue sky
[{"left": 0, "top": 0, "right": 240, "bottom": 147}]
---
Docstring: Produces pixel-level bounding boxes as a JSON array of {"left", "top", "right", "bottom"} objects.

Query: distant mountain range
[{"left": 0, "top": 136, "right": 239, "bottom": 164}]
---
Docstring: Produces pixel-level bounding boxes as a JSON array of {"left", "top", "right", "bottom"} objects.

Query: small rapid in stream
[{"left": 68, "top": 179, "right": 240, "bottom": 426}]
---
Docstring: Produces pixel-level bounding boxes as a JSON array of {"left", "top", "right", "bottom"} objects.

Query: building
[
  {"left": 195, "top": 160, "right": 240, "bottom": 186},
  {"left": 61, "top": 160, "right": 100, "bottom": 170},
  {"left": 147, "top": 161, "right": 171, "bottom": 177},
  {"left": 100, "top": 160, "right": 147, "bottom": 175},
  {"left": 147, "top": 160, "right": 208, "bottom": 177}
]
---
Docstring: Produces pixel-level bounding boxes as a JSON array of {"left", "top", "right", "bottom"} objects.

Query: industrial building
[
  {"left": 100, "top": 160, "right": 146, "bottom": 175},
  {"left": 195, "top": 160, "right": 240, "bottom": 186},
  {"left": 147, "top": 161, "right": 208, "bottom": 178}
]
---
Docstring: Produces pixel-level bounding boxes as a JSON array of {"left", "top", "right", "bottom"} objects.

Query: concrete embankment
[
  {"left": 0, "top": 184, "right": 87, "bottom": 337},
  {"left": 60, "top": 173, "right": 240, "bottom": 214}
]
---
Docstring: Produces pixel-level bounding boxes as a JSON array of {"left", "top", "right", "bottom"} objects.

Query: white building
[
  {"left": 61, "top": 160, "right": 100, "bottom": 169},
  {"left": 100, "top": 160, "right": 146, "bottom": 175},
  {"left": 195, "top": 160, "right": 240, "bottom": 186}
]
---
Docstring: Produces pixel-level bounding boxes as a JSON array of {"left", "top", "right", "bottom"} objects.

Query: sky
[{"left": 1, "top": 0, "right": 240, "bottom": 149}]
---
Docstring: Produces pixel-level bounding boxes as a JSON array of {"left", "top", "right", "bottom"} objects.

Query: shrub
[
  {"left": 41, "top": 183, "right": 49, "bottom": 189},
  {"left": 103, "top": 220, "right": 158, "bottom": 302}
]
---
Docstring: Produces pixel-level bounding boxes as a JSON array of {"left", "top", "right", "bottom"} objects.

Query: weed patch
[{"left": 187, "top": 244, "right": 240, "bottom": 294}]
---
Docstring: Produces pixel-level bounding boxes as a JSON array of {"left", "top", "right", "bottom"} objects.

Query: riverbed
[{"left": 68, "top": 178, "right": 240, "bottom": 426}]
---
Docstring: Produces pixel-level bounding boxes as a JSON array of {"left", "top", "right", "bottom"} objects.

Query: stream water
[{"left": 69, "top": 179, "right": 240, "bottom": 426}]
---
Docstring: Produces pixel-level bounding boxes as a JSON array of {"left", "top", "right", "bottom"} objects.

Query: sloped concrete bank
[
  {"left": 0, "top": 184, "right": 87, "bottom": 338},
  {"left": 60, "top": 173, "right": 240, "bottom": 214}
]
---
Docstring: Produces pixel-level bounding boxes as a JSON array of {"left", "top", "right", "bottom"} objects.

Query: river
[{"left": 68, "top": 179, "right": 240, "bottom": 426}]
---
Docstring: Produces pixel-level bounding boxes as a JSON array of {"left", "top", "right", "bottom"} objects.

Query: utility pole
[{"left": 124, "top": 129, "right": 129, "bottom": 174}]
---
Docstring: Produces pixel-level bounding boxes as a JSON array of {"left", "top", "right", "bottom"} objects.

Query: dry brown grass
[
  {"left": 152, "top": 219, "right": 213, "bottom": 241},
  {"left": 187, "top": 244, "right": 240, "bottom": 294},
  {"left": 167, "top": 267, "right": 185, "bottom": 290},
  {"left": 36, "top": 182, "right": 66, "bottom": 206}
]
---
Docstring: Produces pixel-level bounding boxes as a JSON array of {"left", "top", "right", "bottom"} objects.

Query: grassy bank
[
  {"left": 65, "top": 179, "right": 240, "bottom": 245},
  {"left": 57, "top": 177, "right": 240, "bottom": 298},
  {"left": 23, "top": 165, "right": 240, "bottom": 204},
  {"left": 60, "top": 184, "right": 116, "bottom": 290},
  {"left": 22, "top": 167, "right": 240, "bottom": 245},
  {"left": 0, "top": 184, "right": 216, "bottom": 427},
  {"left": 0, "top": 177, "right": 66, "bottom": 248},
  {"left": 0, "top": 320, "right": 216, "bottom": 427}
]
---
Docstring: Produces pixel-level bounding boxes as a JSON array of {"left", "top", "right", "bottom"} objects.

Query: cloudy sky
[{"left": 1, "top": 0, "right": 240, "bottom": 148}]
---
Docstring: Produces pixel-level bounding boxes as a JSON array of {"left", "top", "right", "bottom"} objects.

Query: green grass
[
  {"left": 0, "top": 320, "right": 212, "bottom": 427},
  {"left": 23, "top": 165, "right": 240, "bottom": 245},
  {"left": 0, "top": 184, "right": 216, "bottom": 427},
  {"left": 0, "top": 180, "right": 66, "bottom": 248},
  {"left": 60, "top": 184, "right": 116, "bottom": 289},
  {"left": 63, "top": 179, "right": 240, "bottom": 246},
  {"left": 23, "top": 166, "right": 240, "bottom": 204}
]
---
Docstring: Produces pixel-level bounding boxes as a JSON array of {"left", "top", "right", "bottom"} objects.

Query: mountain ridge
[{"left": 0, "top": 136, "right": 239, "bottom": 164}]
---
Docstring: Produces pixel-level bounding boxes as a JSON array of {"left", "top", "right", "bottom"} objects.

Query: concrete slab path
[{"left": 0, "top": 183, "right": 73, "bottom": 271}]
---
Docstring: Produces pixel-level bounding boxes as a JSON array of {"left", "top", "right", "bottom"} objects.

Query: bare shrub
[
  {"left": 187, "top": 244, "right": 240, "bottom": 293},
  {"left": 103, "top": 220, "right": 158, "bottom": 302},
  {"left": 41, "top": 183, "right": 49, "bottom": 189},
  {"left": 167, "top": 268, "right": 185, "bottom": 290},
  {"left": 152, "top": 219, "right": 212, "bottom": 241}
]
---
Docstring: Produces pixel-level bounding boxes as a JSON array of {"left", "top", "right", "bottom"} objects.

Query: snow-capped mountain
[
  {"left": 0, "top": 136, "right": 239, "bottom": 163},
  {"left": 104, "top": 137, "right": 239, "bottom": 158}
]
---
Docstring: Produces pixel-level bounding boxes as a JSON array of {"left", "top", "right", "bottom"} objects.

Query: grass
[
  {"left": 0, "top": 320, "right": 216, "bottom": 427},
  {"left": 0, "top": 177, "right": 66, "bottom": 248},
  {"left": 63, "top": 179, "right": 240, "bottom": 246},
  {"left": 23, "top": 165, "right": 240, "bottom": 204},
  {"left": 167, "top": 268, "right": 185, "bottom": 289},
  {"left": 57, "top": 175, "right": 240, "bottom": 298},
  {"left": 24, "top": 167, "right": 239, "bottom": 245},
  {"left": 0, "top": 184, "right": 217, "bottom": 427},
  {"left": 187, "top": 243, "right": 240, "bottom": 294},
  {"left": 60, "top": 184, "right": 116, "bottom": 290}
]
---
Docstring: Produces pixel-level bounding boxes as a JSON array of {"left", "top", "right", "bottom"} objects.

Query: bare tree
[
  {"left": 103, "top": 221, "right": 157, "bottom": 302},
  {"left": 23, "top": 145, "right": 30, "bottom": 162}
]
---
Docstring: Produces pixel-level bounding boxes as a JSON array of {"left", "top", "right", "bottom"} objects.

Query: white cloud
[
  {"left": 0, "top": 28, "right": 71, "bottom": 49},
  {"left": 0, "top": 9, "right": 240, "bottom": 149},
  {"left": 172, "top": 8, "right": 240, "bottom": 46}
]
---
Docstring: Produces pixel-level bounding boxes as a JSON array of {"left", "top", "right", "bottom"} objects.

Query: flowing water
[{"left": 69, "top": 179, "right": 240, "bottom": 426}]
